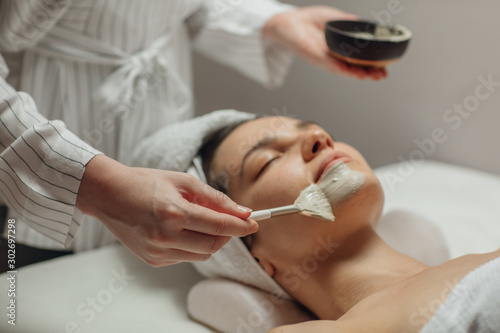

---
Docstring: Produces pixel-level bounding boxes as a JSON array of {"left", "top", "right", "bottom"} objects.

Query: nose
[{"left": 301, "top": 129, "right": 333, "bottom": 162}]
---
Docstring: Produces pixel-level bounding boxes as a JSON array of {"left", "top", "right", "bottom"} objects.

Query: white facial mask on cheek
[{"left": 318, "top": 162, "right": 366, "bottom": 210}]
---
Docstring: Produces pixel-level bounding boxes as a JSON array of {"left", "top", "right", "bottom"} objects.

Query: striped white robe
[{"left": 0, "top": 0, "right": 294, "bottom": 251}]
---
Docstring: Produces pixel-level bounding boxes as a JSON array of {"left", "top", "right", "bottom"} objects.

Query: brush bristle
[{"left": 294, "top": 184, "right": 334, "bottom": 221}]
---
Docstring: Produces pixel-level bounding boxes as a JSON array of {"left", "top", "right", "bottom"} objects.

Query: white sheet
[
  {"left": 377, "top": 160, "right": 500, "bottom": 257},
  {"left": 1, "top": 245, "right": 211, "bottom": 333},
  {"left": 1, "top": 160, "right": 499, "bottom": 333}
]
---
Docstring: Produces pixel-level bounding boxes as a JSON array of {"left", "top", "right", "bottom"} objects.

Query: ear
[{"left": 254, "top": 256, "right": 275, "bottom": 277}]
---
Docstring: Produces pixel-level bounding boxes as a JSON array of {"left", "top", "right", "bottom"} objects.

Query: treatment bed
[{"left": 1, "top": 160, "right": 499, "bottom": 333}]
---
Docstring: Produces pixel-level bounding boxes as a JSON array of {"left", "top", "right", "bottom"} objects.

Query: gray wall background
[{"left": 193, "top": 0, "right": 500, "bottom": 175}]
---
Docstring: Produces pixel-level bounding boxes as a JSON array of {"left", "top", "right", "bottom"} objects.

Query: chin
[{"left": 332, "top": 174, "right": 384, "bottom": 227}]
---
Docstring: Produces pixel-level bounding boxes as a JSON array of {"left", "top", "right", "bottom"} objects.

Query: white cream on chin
[
  {"left": 318, "top": 161, "right": 366, "bottom": 213},
  {"left": 294, "top": 183, "right": 334, "bottom": 221}
]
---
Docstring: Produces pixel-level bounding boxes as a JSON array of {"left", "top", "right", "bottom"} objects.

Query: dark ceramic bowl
[{"left": 325, "top": 20, "right": 412, "bottom": 67}]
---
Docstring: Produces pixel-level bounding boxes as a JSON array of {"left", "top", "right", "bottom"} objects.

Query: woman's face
[{"left": 210, "top": 117, "right": 384, "bottom": 275}]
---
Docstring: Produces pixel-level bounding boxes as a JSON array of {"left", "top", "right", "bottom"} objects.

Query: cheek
[{"left": 246, "top": 166, "right": 310, "bottom": 210}]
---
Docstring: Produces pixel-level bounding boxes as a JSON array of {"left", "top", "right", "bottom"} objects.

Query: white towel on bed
[
  {"left": 420, "top": 256, "right": 500, "bottom": 333},
  {"left": 187, "top": 278, "right": 315, "bottom": 333}
]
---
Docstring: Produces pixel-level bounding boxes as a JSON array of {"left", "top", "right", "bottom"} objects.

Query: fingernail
[{"left": 237, "top": 205, "right": 252, "bottom": 213}]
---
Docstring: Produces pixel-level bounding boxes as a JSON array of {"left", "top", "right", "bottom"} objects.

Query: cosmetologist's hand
[
  {"left": 76, "top": 155, "right": 258, "bottom": 267},
  {"left": 263, "top": 6, "right": 387, "bottom": 81}
]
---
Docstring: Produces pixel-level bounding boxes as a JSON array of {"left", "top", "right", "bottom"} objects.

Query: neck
[{"left": 282, "top": 227, "right": 428, "bottom": 320}]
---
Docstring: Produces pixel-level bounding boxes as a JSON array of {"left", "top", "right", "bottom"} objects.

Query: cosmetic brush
[
  {"left": 248, "top": 161, "right": 366, "bottom": 222},
  {"left": 249, "top": 183, "right": 334, "bottom": 221}
]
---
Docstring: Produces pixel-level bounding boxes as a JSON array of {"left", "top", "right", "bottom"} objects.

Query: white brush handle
[{"left": 249, "top": 205, "right": 300, "bottom": 221}]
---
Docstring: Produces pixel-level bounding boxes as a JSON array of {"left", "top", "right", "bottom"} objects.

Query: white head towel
[
  {"left": 131, "top": 109, "right": 255, "bottom": 172},
  {"left": 131, "top": 110, "right": 292, "bottom": 300}
]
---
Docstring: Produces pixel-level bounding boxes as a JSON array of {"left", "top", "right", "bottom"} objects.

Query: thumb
[{"left": 182, "top": 175, "right": 252, "bottom": 219}]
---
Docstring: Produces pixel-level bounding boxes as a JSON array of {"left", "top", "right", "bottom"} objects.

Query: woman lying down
[
  {"left": 156, "top": 112, "right": 499, "bottom": 333},
  {"left": 190, "top": 114, "right": 500, "bottom": 332}
]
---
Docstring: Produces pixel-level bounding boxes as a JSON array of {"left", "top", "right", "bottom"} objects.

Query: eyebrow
[
  {"left": 239, "top": 136, "right": 276, "bottom": 179},
  {"left": 296, "top": 119, "right": 318, "bottom": 129},
  {"left": 239, "top": 119, "right": 317, "bottom": 179}
]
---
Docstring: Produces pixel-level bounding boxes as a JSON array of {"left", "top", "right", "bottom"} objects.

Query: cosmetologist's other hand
[
  {"left": 76, "top": 155, "right": 258, "bottom": 267},
  {"left": 263, "top": 6, "right": 387, "bottom": 81}
]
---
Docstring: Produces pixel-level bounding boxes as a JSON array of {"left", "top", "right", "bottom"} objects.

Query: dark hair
[{"left": 199, "top": 120, "right": 250, "bottom": 194}]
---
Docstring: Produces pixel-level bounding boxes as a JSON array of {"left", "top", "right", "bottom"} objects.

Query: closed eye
[{"left": 255, "top": 156, "right": 280, "bottom": 180}]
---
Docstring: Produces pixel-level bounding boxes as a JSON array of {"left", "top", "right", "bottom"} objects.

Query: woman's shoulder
[
  {"left": 338, "top": 250, "right": 500, "bottom": 333},
  {"left": 270, "top": 251, "right": 500, "bottom": 333}
]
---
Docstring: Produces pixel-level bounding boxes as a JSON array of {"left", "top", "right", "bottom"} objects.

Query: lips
[{"left": 315, "top": 152, "right": 352, "bottom": 183}]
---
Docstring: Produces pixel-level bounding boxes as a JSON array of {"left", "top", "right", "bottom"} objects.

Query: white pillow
[{"left": 187, "top": 279, "right": 315, "bottom": 333}]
